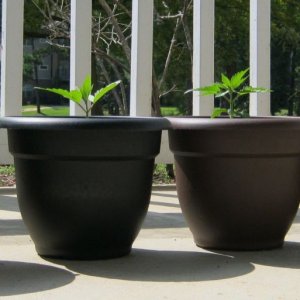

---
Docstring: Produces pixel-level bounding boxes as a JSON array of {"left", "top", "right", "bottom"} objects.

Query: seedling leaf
[
  {"left": 211, "top": 108, "right": 228, "bottom": 118},
  {"left": 93, "top": 80, "right": 121, "bottom": 104},
  {"left": 80, "top": 75, "right": 93, "bottom": 101},
  {"left": 230, "top": 68, "right": 249, "bottom": 89},
  {"left": 35, "top": 87, "right": 82, "bottom": 104},
  {"left": 194, "top": 84, "right": 221, "bottom": 96},
  {"left": 35, "top": 76, "right": 121, "bottom": 116},
  {"left": 221, "top": 74, "right": 232, "bottom": 88},
  {"left": 239, "top": 86, "right": 271, "bottom": 95}
]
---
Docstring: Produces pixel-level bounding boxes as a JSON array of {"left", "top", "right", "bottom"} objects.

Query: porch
[
  {"left": 0, "top": 186, "right": 299, "bottom": 299},
  {"left": 0, "top": 0, "right": 271, "bottom": 164}
]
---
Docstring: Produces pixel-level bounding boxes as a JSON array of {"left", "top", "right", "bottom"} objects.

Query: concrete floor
[{"left": 0, "top": 186, "right": 300, "bottom": 300}]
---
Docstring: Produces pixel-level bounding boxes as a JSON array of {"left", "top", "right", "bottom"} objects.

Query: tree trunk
[
  {"left": 166, "top": 164, "right": 175, "bottom": 180},
  {"left": 31, "top": 38, "right": 41, "bottom": 114},
  {"left": 91, "top": 52, "right": 104, "bottom": 116},
  {"left": 152, "top": 71, "right": 162, "bottom": 116},
  {"left": 288, "top": 50, "right": 295, "bottom": 116}
]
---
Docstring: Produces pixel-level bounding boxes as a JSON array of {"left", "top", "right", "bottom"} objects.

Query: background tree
[
  {"left": 24, "top": 0, "right": 300, "bottom": 116},
  {"left": 27, "top": 0, "right": 194, "bottom": 116},
  {"left": 271, "top": 0, "right": 300, "bottom": 115}
]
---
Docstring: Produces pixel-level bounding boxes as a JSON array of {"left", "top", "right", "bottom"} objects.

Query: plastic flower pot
[
  {"left": 1, "top": 116, "right": 169, "bottom": 259},
  {"left": 168, "top": 117, "right": 300, "bottom": 250}
]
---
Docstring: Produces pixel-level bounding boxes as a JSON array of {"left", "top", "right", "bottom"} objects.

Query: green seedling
[
  {"left": 35, "top": 75, "right": 121, "bottom": 117},
  {"left": 187, "top": 68, "right": 271, "bottom": 118}
]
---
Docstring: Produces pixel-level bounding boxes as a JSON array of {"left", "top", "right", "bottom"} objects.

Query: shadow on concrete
[
  {"left": 0, "top": 261, "right": 75, "bottom": 296},
  {"left": 0, "top": 219, "right": 28, "bottom": 236},
  {"left": 0, "top": 195, "right": 19, "bottom": 212},
  {"left": 152, "top": 192, "right": 179, "bottom": 200},
  {"left": 46, "top": 249, "right": 255, "bottom": 282},
  {"left": 152, "top": 185, "right": 176, "bottom": 192},
  {"left": 293, "top": 209, "right": 300, "bottom": 223},
  {"left": 143, "top": 212, "right": 187, "bottom": 229},
  {"left": 150, "top": 199, "right": 180, "bottom": 208},
  {"left": 211, "top": 241, "right": 300, "bottom": 269}
]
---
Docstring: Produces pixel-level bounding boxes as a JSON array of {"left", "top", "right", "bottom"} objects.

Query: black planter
[
  {"left": 0, "top": 116, "right": 168, "bottom": 259},
  {"left": 168, "top": 117, "right": 300, "bottom": 250}
]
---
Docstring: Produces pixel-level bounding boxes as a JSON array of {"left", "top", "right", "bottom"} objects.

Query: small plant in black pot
[
  {"left": 0, "top": 75, "right": 168, "bottom": 259},
  {"left": 36, "top": 75, "right": 120, "bottom": 117},
  {"left": 168, "top": 68, "right": 300, "bottom": 251}
]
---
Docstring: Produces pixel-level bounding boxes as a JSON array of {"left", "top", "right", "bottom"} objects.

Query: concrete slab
[{"left": 0, "top": 188, "right": 300, "bottom": 299}]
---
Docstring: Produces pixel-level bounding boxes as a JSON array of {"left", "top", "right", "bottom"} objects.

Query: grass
[
  {"left": 21, "top": 105, "right": 293, "bottom": 118},
  {"left": 22, "top": 105, "right": 180, "bottom": 117},
  {"left": 22, "top": 105, "right": 69, "bottom": 116},
  {"left": 0, "top": 165, "right": 16, "bottom": 187},
  {"left": 161, "top": 106, "right": 180, "bottom": 116}
]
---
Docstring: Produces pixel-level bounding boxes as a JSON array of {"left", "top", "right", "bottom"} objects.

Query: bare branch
[
  {"left": 159, "top": 16, "right": 181, "bottom": 89},
  {"left": 113, "top": 0, "right": 132, "bottom": 17},
  {"left": 97, "top": 0, "right": 131, "bottom": 62},
  {"left": 159, "top": 13, "right": 183, "bottom": 20},
  {"left": 181, "top": 0, "right": 193, "bottom": 63},
  {"left": 97, "top": 58, "right": 125, "bottom": 115},
  {"left": 108, "top": 59, "right": 129, "bottom": 115},
  {"left": 93, "top": 49, "right": 130, "bottom": 73},
  {"left": 159, "top": 85, "right": 178, "bottom": 99}
]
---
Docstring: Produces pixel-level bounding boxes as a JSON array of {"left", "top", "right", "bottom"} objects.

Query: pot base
[{"left": 37, "top": 246, "right": 131, "bottom": 260}]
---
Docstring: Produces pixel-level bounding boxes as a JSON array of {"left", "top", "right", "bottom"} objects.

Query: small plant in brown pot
[
  {"left": 168, "top": 68, "right": 300, "bottom": 251},
  {"left": 189, "top": 68, "right": 269, "bottom": 118}
]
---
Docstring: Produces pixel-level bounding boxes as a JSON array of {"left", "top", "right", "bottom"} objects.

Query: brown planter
[{"left": 168, "top": 117, "right": 300, "bottom": 250}]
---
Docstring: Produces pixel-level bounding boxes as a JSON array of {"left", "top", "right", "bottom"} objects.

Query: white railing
[{"left": 0, "top": 0, "right": 271, "bottom": 164}]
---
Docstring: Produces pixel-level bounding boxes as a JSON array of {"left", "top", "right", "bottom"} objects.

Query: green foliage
[
  {"left": 35, "top": 75, "right": 121, "bottom": 117},
  {"left": 191, "top": 69, "right": 270, "bottom": 118},
  {"left": 215, "top": 0, "right": 249, "bottom": 78},
  {"left": 0, "top": 165, "right": 15, "bottom": 176},
  {"left": 23, "top": 0, "right": 300, "bottom": 116},
  {"left": 271, "top": 0, "right": 300, "bottom": 115},
  {"left": 0, "top": 165, "right": 15, "bottom": 187},
  {"left": 153, "top": 0, "right": 193, "bottom": 112},
  {"left": 23, "top": 54, "right": 39, "bottom": 81},
  {"left": 214, "top": 0, "right": 300, "bottom": 116},
  {"left": 153, "top": 164, "right": 175, "bottom": 184},
  {"left": 24, "top": 0, "right": 45, "bottom": 35}
]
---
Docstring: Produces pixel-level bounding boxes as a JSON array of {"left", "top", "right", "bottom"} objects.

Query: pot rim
[{"left": 0, "top": 116, "right": 170, "bottom": 131}]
